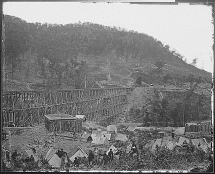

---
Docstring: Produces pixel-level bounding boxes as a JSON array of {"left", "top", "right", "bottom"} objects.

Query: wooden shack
[{"left": 44, "top": 114, "right": 82, "bottom": 133}]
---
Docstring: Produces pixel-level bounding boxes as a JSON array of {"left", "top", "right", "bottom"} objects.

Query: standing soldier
[
  {"left": 94, "top": 148, "right": 99, "bottom": 165},
  {"left": 108, "top": 149, "right": 114, "bottom": 162},
  {"left": 88, "top": 150, "right": 94, "bottom": 167},
  {"left": 102, "top": 151, "right": 109, "bottom": 166},
  {"left": 115, "top": 148, "right": 122, "bottom": 166},
  {"left": 61, "top": 153, "right": 66, "bottom": 169}
]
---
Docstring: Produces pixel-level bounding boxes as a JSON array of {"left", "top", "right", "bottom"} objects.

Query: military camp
[{"left": 2, "top": 5, "right": 213, "bottom": 172}]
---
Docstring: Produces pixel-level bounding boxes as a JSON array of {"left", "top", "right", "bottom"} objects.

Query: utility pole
[
  {"left": 84, "top": 75, "right": 87, "bottom": 88},
  {"left": 182, "top": 102, "right": 185, "bottom": 127}
]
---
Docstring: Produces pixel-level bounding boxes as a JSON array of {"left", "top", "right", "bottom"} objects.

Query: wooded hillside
[{"left": 3, "top": 15, "right": 211, "bottom": 91}]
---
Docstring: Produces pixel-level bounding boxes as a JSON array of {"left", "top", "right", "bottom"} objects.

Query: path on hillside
[
  {"left": 118, "top": 58, "right": 135, "bottom": 84},
  {"left": 106, "top": 59, "right": 111, "bottom": 82}
]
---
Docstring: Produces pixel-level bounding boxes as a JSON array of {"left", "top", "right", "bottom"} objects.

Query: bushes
[{"left": 114, "top": 145, "right": 210, "bottom": 171}]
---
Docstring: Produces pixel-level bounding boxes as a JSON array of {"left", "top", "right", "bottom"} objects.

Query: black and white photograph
[{"left": 1, "top": 1, "right": 214, "bottom": 172}]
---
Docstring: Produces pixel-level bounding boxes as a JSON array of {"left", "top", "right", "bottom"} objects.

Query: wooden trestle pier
[{"left": 2, "top": 87, "right": 134, "bottom": 127}]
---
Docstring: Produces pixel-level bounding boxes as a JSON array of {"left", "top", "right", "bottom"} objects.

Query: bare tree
[{"left": 191, "top": 58, "right": 198, "bottom": 66}]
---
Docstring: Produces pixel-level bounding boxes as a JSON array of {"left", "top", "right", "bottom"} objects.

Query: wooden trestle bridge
[{"left": 2, "top": 87, "right": 134, "bottom": 127}]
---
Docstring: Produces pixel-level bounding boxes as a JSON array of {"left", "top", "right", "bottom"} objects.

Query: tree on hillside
[
  {"left": 182, "top": 75, "right": 202, "bottom": 124},
  {"left": 74, "top": 60, "right": 89, "bottom": 89},
  {"left": 163, "top": 74, "right": 172, "bottom": 85},
  {"left": 151, "top": 96, "right": 170, "bottom": 127},
  {"left": 191, "top": 58, "right": 198, "bottom": 66},
  {"left": 154, "top": 59, "right": 166, "bottom": 73},
  {"left": 169, "top": 102, "right": 183, "bottom": 127},
  {"left": 4, "top": 15, "right": 30, "bottom": 79},
  {"left": 164, "top": 45, "right": 170, "bottom": 51},
  {"left": 136, "top": 77, "right": 142, "bottom": 86}
]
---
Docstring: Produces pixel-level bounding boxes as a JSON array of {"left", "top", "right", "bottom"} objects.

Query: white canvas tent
[
  {"left": 48, "top": 154, "right": 62, "bottom": 168},
  {"left": 191, "top": 138, "right": 209, "bottom": 152},
  {"left": 92, "top": 129, "right": 98, "bottom": 134},
  {"left": 166, "top": 141, "right": 175, "bottom": 150},
  {"left": 45, "top": 147, "right": 56, "bottom": 161},
  {"left": 161, "top": 136, "right": 176, "bottom": 150},
  {"left": 101, "top": 131, "right": 108, "bottom": 135},
  {"left": 91, "top": 133, "right": 98, "bottom": 140},
  {"left": 92, "top": 134, "right": 109, "bottom": 146},
  {"left": 45, "top": 147, "right": 68, "bottom": 168},
  {"left": 135, "top": 127, "right": 156, "bottom": 131},
  {"left": 151, "top": 138, "right": 163, "bottom": 151},
  {"left": 68, "top": 146, "right": 88, "bottom": 162},
  {"left": 174, "top": 127, "right": 185, "bottom": 135},
  {"left": 97, "top": 128, "right": 102, "bottom": 132},
  {"left": 106, "top": 145, "right": 118, "bottom": 155},
  {"left": 176, "top": 136, "right": 190, "bottom": 146},
  {"left": 75, "top": 115, "right": 85, "bottom": 119},
  {"left": 107, "top": 125, "right": 117, "bottom": 133},
  {"left": 127, "top": 126, "right": 137, "bottom": 132},
  {"left": 144, "top": 139, "right": 156, "bottom": 149},
  {"left": 104, "top": 133, "right": 113, "bottom": 141},
  {"left": 115, "top": 133, "right": 128, "bottom": 142},
  {"left": 81, "top": 133, "right": 91, "bottom": 142}
]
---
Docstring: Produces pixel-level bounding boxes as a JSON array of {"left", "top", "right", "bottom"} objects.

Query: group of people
[
  {"left": 2, "top": 148, "right": 37, "bottom": 171},
  {"left": 73, "top": 147, "right": 123, "bottom": 169},
  {"left": 87, "top": 148, "right": 115, "bottom": 167},
  {"left": 3, "top": 140, "right": 139, "bottom": 171},
  {"left": 54, "top": 147, "right": 118, "bottom": 169}
]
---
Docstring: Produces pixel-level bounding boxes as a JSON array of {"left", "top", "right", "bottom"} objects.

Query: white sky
[{"left": 3, "top": 2, "right": 214, "bottom": 73}]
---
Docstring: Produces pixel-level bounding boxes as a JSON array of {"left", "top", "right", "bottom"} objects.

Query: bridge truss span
[{"left": 2, "top": 87, "right": 134, "bottom": 127}]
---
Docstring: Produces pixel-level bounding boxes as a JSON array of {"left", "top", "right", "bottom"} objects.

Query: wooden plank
[{"left": 3, "top": 127, "right": 33, "bottom": 131}]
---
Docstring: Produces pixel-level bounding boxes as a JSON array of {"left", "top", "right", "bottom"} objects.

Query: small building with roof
[{"left": 44, "top": 114, "right": 82, "bottom": 133}]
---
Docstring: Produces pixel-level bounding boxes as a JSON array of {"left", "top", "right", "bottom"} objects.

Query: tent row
[
  {"left": 127, "top": 126, "right": 185, "bottom": 135},
  {"left": 144, "top": 136, "right": 210, "bottom": 153},
  {"left": 81, "top": 131, "right": 128, "bottom": 145},
  {"left": 45, "top": 146, "right": 88, "bottom": 168},
  {"left": 44, "top": 144, "right": 121, "bottom": 168}
]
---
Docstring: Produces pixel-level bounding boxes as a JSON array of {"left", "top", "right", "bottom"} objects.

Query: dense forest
[{"left": 3, "top": 15, "right": 211, "bottom": 91}]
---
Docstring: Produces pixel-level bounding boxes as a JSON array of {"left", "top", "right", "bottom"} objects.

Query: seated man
[
  {"left": 29, "top": 155, "right": 35, "bottom": 162},
  {"left": 56, "top": 149, "right": 66, "bottom": 158},
  {"left": 131, "top": 143, "right": 138, "bottom": 154}
]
